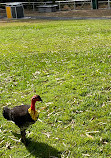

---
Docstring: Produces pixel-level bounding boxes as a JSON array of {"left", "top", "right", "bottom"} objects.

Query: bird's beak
[{"left": 40, "top": 98, "right": 43, "bottom": 102}]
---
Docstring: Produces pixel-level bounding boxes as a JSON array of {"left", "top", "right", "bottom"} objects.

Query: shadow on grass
[
  {"left": 25, "top": 138, "right": 61, "bottom": 158},
  {"left": 12, "top": 132, "right": 61, "bottom": 158}
]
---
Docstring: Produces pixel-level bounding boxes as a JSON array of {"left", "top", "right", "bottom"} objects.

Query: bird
[{"left": 3, "top": 95, "right": 43, "bottom": 143}]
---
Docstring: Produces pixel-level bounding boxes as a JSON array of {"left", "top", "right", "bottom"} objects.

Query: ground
[{"left": 0, "top": 11, "right": 111, "bottom": 158}]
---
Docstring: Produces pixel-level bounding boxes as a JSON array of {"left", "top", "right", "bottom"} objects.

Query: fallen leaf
[
  {"left": 86, "top": 131, "right": 99, "bottom": 134},
  {"left": 42, "top": 132, "right": 51, "bottom": 138},
  {"left": 82, "top": 153, "right": 90, "bottom": 157},
  {"left": 6, "top": 142, "right": 11, "bottom": 149},
  {"left": 86, "top": 133, "right": 94, "bottom": 139}
]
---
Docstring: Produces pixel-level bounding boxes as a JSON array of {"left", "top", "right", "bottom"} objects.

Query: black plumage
[{"left": 3, "top": 95, "right": 42, "bottom": 143}]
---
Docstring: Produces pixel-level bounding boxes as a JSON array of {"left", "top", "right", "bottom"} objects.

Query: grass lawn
[{"left": 0, "top": 19, "right": 111, "bottom": 158}]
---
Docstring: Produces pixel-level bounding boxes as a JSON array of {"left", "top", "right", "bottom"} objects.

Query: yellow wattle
[{"left": 28, "top": 107, "right": 39, "bottom": 121}]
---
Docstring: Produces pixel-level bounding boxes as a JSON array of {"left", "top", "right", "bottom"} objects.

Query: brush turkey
[{"left": 3, "top": 95, "right": 42, "bottom": 143}]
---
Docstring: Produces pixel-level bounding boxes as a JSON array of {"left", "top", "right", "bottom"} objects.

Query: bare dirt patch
[{"left": 24, "top": 9, "right": 111, "bottom": 18}]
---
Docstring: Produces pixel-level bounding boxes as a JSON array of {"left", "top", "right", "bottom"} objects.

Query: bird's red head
[
  {"left": 31, "top": 95, "right": 42, "bottom": 111},
  {"left": 32, "top": 95, "right": 43, "bottom": 102}
]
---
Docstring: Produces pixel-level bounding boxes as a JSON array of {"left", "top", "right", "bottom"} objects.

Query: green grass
[{"left": 0, "top": 20, "right": 111, "bottom": 158}]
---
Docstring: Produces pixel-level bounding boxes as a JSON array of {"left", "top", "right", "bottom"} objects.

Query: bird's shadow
[{"left": 12, "top": 132, "right": 61, "bottom": 158}]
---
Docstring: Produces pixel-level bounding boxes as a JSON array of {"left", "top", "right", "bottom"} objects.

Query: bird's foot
[
  {"left": 21, "top": 135, "right": 26, "bottom": 142},
  {"left": 21, "top": 137, "right": 29, "bottom": 146}
]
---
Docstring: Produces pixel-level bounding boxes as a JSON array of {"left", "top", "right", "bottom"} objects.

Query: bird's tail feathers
[{"left": 3, "top": 106, "right": 11, "bottom": 120}]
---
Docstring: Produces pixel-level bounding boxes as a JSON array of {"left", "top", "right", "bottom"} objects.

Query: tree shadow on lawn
[{"left": 12, "top": 132, "right": 61, "bottom": 158}]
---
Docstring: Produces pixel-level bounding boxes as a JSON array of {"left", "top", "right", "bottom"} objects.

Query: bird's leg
[{"left": 20, "top": 129, "right": 26, "bottom": 143}]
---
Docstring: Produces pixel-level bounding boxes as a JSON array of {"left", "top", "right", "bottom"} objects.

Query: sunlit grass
[{"left": 0, "top": 20, "right": 111, "bottom": 158}]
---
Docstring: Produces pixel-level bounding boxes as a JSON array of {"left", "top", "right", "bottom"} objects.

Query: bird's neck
[{"left": 31, "top": 101, "right": 36, "bottom": 111}]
